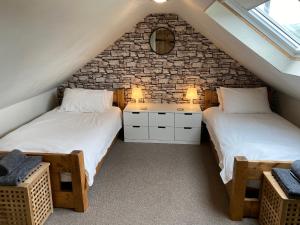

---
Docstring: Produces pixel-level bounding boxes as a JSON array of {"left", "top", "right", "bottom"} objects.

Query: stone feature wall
[{"left": 58, "top": 14, "right": 264, "bottom": 106}]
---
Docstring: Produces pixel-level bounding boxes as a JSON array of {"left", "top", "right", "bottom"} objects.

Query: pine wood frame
[
  {"left": 0, "top": 89, "right": 126, "bottom": 213},
  {"left": 0, "top": 163, "right": 53, "bottom": 225},
  {"left": 204, "top": 90, "right": 292, "bottom": 221},
  {"left": 259, "top": 172, "right": 300, "bottom": 225}
]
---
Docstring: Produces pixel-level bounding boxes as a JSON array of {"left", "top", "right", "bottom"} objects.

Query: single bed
[
  {"left": 0, "top": 89, "right": 125, "bottom": 212},
  {"left": 203, "top": 90, "right": 297, "bottom": 220}
]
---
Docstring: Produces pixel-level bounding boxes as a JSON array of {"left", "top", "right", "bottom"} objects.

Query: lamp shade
[
  {"left": 153, "top": 0, "right": 167, "bottom": 3},
  {"left": 186, "top": 87, "right": 197, "bottom": 100},
  {"left": 131, "top": 87, "right": 143, "bottom": 102}
]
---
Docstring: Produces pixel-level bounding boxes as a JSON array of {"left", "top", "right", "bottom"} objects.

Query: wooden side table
[
  {"left": 259, "top": 171, "right": 300, "bottom": 225},
  {"left": 0, "top": 162, "right": 53, "bottom": 225}
]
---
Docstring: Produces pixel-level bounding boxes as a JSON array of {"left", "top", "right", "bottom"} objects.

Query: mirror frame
[{"left": 149, "top": 27, "right": 175, "bottom": 55}]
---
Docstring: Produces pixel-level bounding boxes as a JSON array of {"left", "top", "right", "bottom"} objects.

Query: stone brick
[
  {"left": 126, "top": 62, "right": 136, "bottom": 67},
  {"left": 96, "top": 77, "right": 105, "bottom": 82},
  {"left": 79, "top": 76, "right": 88, "bottom": 81},
  {"left": 192, "top": 62, "right": 202, "bottom": 68},
  {"left": 109, "top": 60, "right": 119, "bottom": 66},
  {"left": 159, "top": 79, "right": 169, "bottom": 84},
  {"left": 174, "top": 61, "right": 184, "bottom": 67}
]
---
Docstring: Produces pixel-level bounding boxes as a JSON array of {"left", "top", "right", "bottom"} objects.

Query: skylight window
[
  {"left": 250, "top": 0, "right": 300, "bottom": 50},
  {"left": 225, "top": 0, "right": 300, "bottom": 56}
]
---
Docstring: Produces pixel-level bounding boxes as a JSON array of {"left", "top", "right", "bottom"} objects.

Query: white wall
[
  {"left": 0, "top": 0, "right": 157, "bottom": 109},
  {"left": 277, "top": 93, "right": 300, "bottom": 128},
  {"left": 0, "top": 89, "right": 58, "bottom": 137},
  {"left": 0, "top": 0, "right": 227, "bottom": 110}
]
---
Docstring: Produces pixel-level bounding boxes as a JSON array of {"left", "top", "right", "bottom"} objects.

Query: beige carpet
[{"left": 45, "top": 140, "right": 257, "bottom": 225}]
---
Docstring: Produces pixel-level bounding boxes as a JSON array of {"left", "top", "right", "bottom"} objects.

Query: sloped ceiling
[
  {"left": 176, "top": 1, "right": 300, "bottom": 99},
  {"left": 0, "top": 0, "right": 178, "bottom": 109},
  {"left": 0, "top": 0, "right": 299, "bottom": 110}
]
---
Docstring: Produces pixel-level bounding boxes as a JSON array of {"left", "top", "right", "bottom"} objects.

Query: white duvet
[
  {"left": 0, "top": 107, "right": 122, "bottom": 186},
  {"left": 203, "top": 107, "right": 300, "bottom": 184}
]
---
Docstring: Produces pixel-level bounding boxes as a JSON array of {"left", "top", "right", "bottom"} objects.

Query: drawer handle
[
  {"left": 184, "top": 113, "right": 192, "bottom": 115},
  {"left": 132, "top": 112, "right": 140, "bottom": 114},
  {"left": 158, "top": 112, "right": 166, "bottom": 115},
  {"left": 132, "top": 126, "right": 140, "bottom": 128},
  {"left": 184, "top": 127, "right": 192, "bottom": 129},
  {"left": 158, "top": 126, "right": 166, "bottom": 129}
]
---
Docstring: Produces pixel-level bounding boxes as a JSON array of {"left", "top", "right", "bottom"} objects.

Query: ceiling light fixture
[{"left": 153, "top": 0, "right": 168, "bottom": 3}]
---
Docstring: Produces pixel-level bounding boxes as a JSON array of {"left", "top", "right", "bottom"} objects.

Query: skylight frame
[
  {"left": 224, "top": 0, "right": 300, "bottom": 57},
  {"left": 249, "top": 6, "right": 300, "bottom": 50}
]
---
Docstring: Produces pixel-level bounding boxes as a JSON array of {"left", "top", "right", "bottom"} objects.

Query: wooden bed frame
[
  {"left": 204, "top": 90, "right": 292, "bottom": 221},
  {"left": 0, "top": 89, "right": 126, "bottom": 212}
]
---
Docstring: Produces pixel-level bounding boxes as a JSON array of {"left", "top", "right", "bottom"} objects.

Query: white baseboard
[{"left": 124, "top": 139, "right": 200, "bottom": 145}]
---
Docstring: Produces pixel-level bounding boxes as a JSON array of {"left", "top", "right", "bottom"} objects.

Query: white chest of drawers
[{"left": 123, "top": 103, "right": 202, "bottom": 144}]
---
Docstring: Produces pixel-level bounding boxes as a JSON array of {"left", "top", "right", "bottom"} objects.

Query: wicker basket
[
  {"left": 0, "top": 162, "right": 53, "bottom": 225},
  {"left": 259, "top": 171, "right": 300, "bottom": 225}
]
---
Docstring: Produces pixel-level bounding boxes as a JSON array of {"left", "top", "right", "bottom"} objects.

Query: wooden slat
[
  {"left": 96, "top": 137, "right": 118, "bottom": 174},
  {"left": 247, "top": 160, "right": 292, "bottom": 179},
  {"left": 204, "top": 90, "right": 219, "bottom": 110},
  {"left": 70, "top": 150, "right": 89, "bottom": 212},
  {"left": 225, "top": 181, "right": 232, "bottom": 196},
  {"left": 0, "top": 151, "right": 74, "bottom": 173},
  {"left": 113, "top": 88, "right": 126, "bottom": 110},
  {"left": 243, "top": 198, "right": 259, "bottom": 218},
  {"left": 229, "top": 156, "right": 248, "bottom": 221},
  {"left": 209, "top": 139, "right": 220, "bottom": 165},
  {"left": 52, "top": 192, "right": 75, "bottom": 208}
]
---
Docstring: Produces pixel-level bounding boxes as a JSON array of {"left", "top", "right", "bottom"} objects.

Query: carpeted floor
[{"left": 46, "top": 140, "right": 257, "bottom": 225}]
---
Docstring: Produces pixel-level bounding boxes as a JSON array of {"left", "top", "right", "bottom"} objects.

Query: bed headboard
[
  {"left": 203, "top": 88, "right": 274, "bottom": 111},
  {"left": 204, "top": 90, "right": 219, "bottom": 110},
  {"left": 113, "top": 89, "right": 126, "bottom": 110}
]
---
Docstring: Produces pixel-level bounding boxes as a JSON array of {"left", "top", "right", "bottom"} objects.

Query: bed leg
[
  {"left": 71, "top": 151, "right": 89, "bottom": 212},
  {"left": 229, "top": 156, "right": 248, "bottom": 221}
]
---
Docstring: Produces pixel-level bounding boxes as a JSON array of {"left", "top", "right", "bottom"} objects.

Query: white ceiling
[{"left": 0, "top": 0, "right": 299, "bottom": 109}]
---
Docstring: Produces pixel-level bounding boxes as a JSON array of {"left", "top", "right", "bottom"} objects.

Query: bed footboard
[
  {"left": 19, "top": 151, "right": 88, "bottom": 212},
  {"left": 229, "top": 156, "right": 292, "bottom": 221},
  {"left": 228, "top": 156, "right": 248, "bottom": 220}
]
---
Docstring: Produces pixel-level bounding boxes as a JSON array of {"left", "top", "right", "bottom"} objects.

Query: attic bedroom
[{"left": 0, "top": 0, "right": 300, "bottom": 225}]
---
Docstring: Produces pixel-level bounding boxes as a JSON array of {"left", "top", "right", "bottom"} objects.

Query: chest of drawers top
[{"left": 124, "top": 103, "right": 202, "bottom": 113}]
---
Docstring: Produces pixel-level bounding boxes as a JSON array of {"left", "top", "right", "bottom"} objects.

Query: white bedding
[
  {"left": 0, "top": 106, "right": 122, "bottom": 186},
  {"left": 203, "top": 107, "right": 300, "bottom": 184}
]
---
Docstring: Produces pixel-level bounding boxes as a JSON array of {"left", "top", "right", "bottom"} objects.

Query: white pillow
[
  {"left": 61, "top": 88, "right": 108, "bottom": 112},
  {"left": 220, "top": 87, "right": 271, "bottom": 114},
  {"left": 216, "top": 88, "right": 224, "bottom": 111}
]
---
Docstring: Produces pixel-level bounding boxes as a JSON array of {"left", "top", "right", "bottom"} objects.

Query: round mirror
[{"left": 149, "top": 27, "right": 175, "bottom": 55}]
